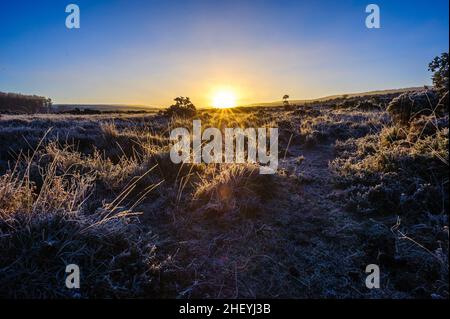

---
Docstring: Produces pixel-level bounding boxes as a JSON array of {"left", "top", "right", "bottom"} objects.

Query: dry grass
[
  {"left": 0, "top": 146, "right": 166, "bottom": 298},
  {"left": 0, "top": 90, "right": 448, "bottom": 298},
  {"left": 331, "top": 103, "right": 448, "bottom": 297},
  {"left": 192, "top": 164, "right": 276, "bottom": 219}
]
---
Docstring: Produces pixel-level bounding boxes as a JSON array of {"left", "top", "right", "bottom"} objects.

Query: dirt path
[
  {"left": 152, "top": 140, "right": 373, "bottom": 298},
  {"left": 274, "top": 142, "right": 369, "bottom": 297}
]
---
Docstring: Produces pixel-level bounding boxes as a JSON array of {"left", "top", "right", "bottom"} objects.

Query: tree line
[{"left": 0, "top": 92, "right": 52, "bottom": 113}]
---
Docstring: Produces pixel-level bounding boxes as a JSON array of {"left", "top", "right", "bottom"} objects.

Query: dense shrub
[
  {"left": 387, "top": 90, "right": 440, "bottom": 125},
  {"left": 165, "top": 97, "right": 197, "bottom": 118},
  {"left": 355, "top": 100, "right": 381, "bottom": 110},
  {"left": 335, "top": 99, "right": 359, "bottom": 109}
]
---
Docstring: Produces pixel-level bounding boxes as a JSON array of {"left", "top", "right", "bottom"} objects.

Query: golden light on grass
[{"left": 211, "top": 89, "right": 238, "bottom": 109}]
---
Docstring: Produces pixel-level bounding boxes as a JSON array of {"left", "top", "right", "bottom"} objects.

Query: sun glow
[{"left": 211, "top": 89, "right": 238, "bottom": 108}]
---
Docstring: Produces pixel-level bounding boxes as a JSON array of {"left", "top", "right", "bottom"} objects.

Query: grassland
[{"left": 0, "top": 89, "right": 448, "bottom": 298}]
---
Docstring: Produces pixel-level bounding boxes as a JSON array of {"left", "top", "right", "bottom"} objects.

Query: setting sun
[{"left": 211, "top": 90, "right": 237, "bottom": 108}]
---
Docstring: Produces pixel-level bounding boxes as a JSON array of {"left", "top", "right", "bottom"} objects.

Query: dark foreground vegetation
[{"left": 0, "top": 55, "right": 448, "bottom": 298}]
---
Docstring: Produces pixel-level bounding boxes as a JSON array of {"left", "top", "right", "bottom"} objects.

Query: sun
[{"left": 211, "top": 90, "right": 237, "bottom": 108}]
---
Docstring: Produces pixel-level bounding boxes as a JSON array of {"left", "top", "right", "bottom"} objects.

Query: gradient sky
[{"left": 0, "top": 0, "right": 448, "bottom": 107}]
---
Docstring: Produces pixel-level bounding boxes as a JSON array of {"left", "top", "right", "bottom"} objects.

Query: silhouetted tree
[
  {"left": 282, "top": 94, "right": 290, "bottom": 106},
  {"left": 428, "top": 52, "right": 449, "bottom": 95},
  {"left": 0, "top": 92, "right": 52, "bottom": 113},
  {"left": 165, "top": 96, "right": 196, "bottom": 117}
]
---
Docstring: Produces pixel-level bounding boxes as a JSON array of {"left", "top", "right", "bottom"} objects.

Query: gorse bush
[
  {"left": 355, "top": 100, "right": 381, "bottom": 111},
  {"left": 387, "top": 54, "right": 449, "bottom": 126},
  {"left": 165, "top": 96, "right": 197, "bottom": 118},
  {"left": 386, "top": 90, "right": 439, "bottom": 125}
]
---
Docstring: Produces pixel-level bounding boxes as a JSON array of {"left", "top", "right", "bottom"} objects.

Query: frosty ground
[{"left": 0, "top": 90, "right": 448, "bottom": 298}]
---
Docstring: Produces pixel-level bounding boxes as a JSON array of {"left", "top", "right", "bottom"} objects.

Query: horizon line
[{"left": 50, "top": 84, "right": 429, "bottom": 108}]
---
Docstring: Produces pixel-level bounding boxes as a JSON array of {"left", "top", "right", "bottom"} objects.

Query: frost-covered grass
[{"left": 0, "top": 90, "right": 448, "bottom": 298}]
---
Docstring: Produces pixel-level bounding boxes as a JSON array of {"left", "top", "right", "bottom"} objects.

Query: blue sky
[{"left": 0, "top": 0, "right": 448, "bottom": 106}]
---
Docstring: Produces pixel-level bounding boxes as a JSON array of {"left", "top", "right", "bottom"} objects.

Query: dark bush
[
  {"left": 355, "top": 100, "right": 381, "bottom": 110},
  {"left": 387, "top": 90, "right": 439, "bottom": 125},
  {"left": 165, "top": 97, "right": 196, "bottom": 118}
]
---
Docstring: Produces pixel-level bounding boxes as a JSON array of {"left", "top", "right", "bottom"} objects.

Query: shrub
[
  {"left": 335, "top": 99, "right": 358, "bottom": 109},
  {"left": 355, "top": 100, "right": 381, "bottom": 111},
  {"left": 407, "top": 115, "right": 448, "bottom": 143},
  {"left": 387, "top": 90, "right": 439, "bottom": 125},
  {"left": 165, "top": 97, "right": 196, "bottom": 118}
]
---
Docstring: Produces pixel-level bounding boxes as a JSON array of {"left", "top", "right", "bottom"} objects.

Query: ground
[{"left": 0, "top": 93, "right": 448, "bottom": 298}]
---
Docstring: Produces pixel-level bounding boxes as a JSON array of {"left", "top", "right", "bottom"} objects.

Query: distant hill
[
  {"left": 243, "top": 87, "right": 426, "bottom": 107},
  {"left": 52, "top": 104, "right": 159, "bottom": 113},
  {"left": 42, "top": 86, "right": 429, "bottom": 112}
]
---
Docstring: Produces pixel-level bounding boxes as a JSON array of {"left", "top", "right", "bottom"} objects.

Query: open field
[
  {"left": 1, "top": 0, "right": 448, "bottom": 304},
  {"left": 0, "top": 89, "right": 447, "bottom": 298}
]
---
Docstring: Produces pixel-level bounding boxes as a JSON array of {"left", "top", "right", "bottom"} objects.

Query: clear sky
[{"left": 0, "top": 0, "right": 448, "bottom": 107}]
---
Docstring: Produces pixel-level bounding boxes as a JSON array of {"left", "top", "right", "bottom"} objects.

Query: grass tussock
[{"left": 192, "top": 164, "right": 276, "bottom": 219}]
